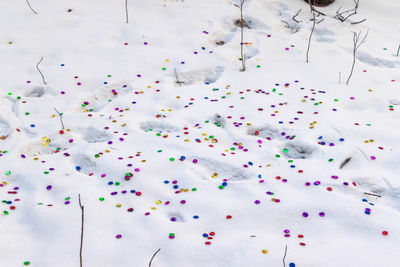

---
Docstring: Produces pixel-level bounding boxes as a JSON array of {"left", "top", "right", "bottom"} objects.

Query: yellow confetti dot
[
  {"left": 202, "top": 133, "right": 206, "bottom": 136},
  {"left": 184, "top": 139, "right": 189, "bottom": 142},
  {"left": 2, "top": 181, "right": 7, "bottom": 185},
  {"left": 51, "top": 114, "right": 56, "bottom": 118},
  {"left": 105, "top": 150, "right": 110, "bottom": 153},
  {"left": 184, "top": 189, "right": 189, "bottom": 192},
  {"left": 121, "top": 123, "right": 126, "bottom": 127},
  {"left": 176, "top": 96, "right": 180, "bottom": 99},
  {"left": 116, "top": 203, "right": 122, "bottom": 207},
  {"left": 156, "top": 200, "right": 162, "bottom": 204},
  {"left": 42, "top": 142, "right": 48, "bottom": 147},
  {"left": 151, "top": 207, "right": 157, "bottom": 210},
  {"left": 262, "top": 249, "right": 268, "bottom": 254},
  {"left": 212, "top": 172, "right": 218, "bottom": 178},
  {"left": 247, "top": 123, "right": 252, "bottom": 126},
  {"left": 165, "top": 59, "right": 169, "bottom": 62}
]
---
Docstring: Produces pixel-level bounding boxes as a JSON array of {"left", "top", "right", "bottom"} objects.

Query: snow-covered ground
[{"left": 0, "top": 0, "right": 399, "bottom": 266}]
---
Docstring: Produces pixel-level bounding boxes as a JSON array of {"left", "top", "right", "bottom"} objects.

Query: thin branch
[
  {"left": 36, "top": 57, "right": 47, "bottom": 85},
  {"left": 240, "top": 0, "right": 246, "bottom": 72},
  {"left": 125, "top": 0, "right": 129, "bottom": 23},
  {"left": 79, "top": 194, "right": 85, "bottom": 267},
  {"left": 346, "top": 30, "right": 368, "bottom": 84},
  {"left": 26, "top": 0, "right": 38, "bottom": 14},
  {"left": 364, "top": 192, "right": 381, "bottom": 198},
  {"left": 351, "top": 18, "right": 366, "bottom": 25},
  {"left": 396, "top": 44, "right": 400, "bottom": 56},
  {"left": 339, "top": 157, "right": 352, "bottom": 169},
  {"left": 149, "top": 248, "right": 161, "bottom": 267},
  {"left": 338, "top": 72, "right": 341, "bottom": 84},
  {"left": 173, "top": 68, "right": 183, "bottom": 87},
  {"left": 53, "top": 107, "right": 65, "bottom": 130},
  {"left": 334, "top": 0, "right": 362, "bottom": 23},
  {"left": 306, "top": 11, "right": 316, "bottom": 63},
  {"left": 283, "top": 245, "right": 288, "bottom": 267},
  {"left": 292, "top": 9, "right": 302, "bottom": 23},
  {"left": 281, "top": 20, "right": 290, "bottom": 29}
]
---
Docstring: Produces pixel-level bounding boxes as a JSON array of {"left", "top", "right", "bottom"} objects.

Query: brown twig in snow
[
  {"left": 53, "top": 107, "right": 65, "bottom": 130},
  {"left": 125, "top": 0, "right": 129, "bottom": 23},
  {"left": 346, "top": 30, "right": 368, "bottom": 84},
  {"left": 396, "top": 44, "right": 400, "bottom": 56},
  {"left": 339, "top": 157, "right": 352, "bottom": 169},
  {"left": 364, "top": 192, "right": 381, "bottom": 198},
  {"left": 173, "top": 68, "right": 183, "bottom": 87},
  {"left": 149, "top": 248, "right": 161, "bottom": 267},
  {"left": 351, "top": 18, "right": 367, "bottom": 25},
  {"left": 292, "top": 9, "right": 302, "bottom": 23},
  {"left": 36, "top": 57, "right": 47, "bottom": 85},
  {"left": 26, "top": 0, "right": 38, "bottom": 14},
  {"left": 78, "top": 194, "right": 85, "bottom": 267},
  {"left": 239, "top": 0, "right": 246, "bottom": 71},
  {"left": 283, "top": 245, "right": 288, "bottom": 267},
  {"left": 306, "top": 11, "right": 316, "bottom": 63}
]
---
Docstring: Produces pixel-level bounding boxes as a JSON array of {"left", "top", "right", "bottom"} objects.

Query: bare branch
[
  {"left": 173, "top": 68, "right": 183, "bottom": 87},
  {"left": 397, "top": 44, "right": 400, "bottom": 56},
  {"left": 283, "top": 245, "right": 288, "bottom": 267},
  {"left": 339, "top": 157, "right": 352, "bottom": 169},
  {"left": 240, "top": 0, "right": 246, "bottom": 71},
  {"left": 364, "top": 192, "right": 381, "bottom": 198},
  {"left": 306, "top": 11, "right": 316, "bottom": 63},
  {"left": 351, "top": 18, "right": 367, "bottom": 25},
  {"left": 149, "top": 248, "right": 161, "bottom": 267},
  {"left": 36, "top": 57, "right": 47, "bottom": 85},
  {"left": 334, "top": 0, "right": 363, "bottom": 23},
  {"left": 26, "top": 0, "right": 38, "bottom": 14},
  {"left": 78, "top": 194, "right": 85, "bottom": 267},
  {"left": 346, "top": 30, "right": 368, "bottom": 84},
  {"left": 125, "top": 0, "right": 129, "bottom": 23},
  {"left": 292, "top": 9, "right": 302, "bottom": 23},
  {"left": 53, "top": 107, "right": 65, "bottom": 130}
]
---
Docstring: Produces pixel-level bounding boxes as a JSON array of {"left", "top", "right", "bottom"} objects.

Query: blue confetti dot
[
  {"left": 164, "top": 180, "right": 169, "bottom": 184},
  {"left": 289, "top": 263, "right": 296, "bottom": 267},
  {"left": 193, "top": 215, "right": 199, "bottom": 219},
  {"left": 30, "top": 124, "right": 35, "bottom": 128},
  {"left": 202, "top": 233, "right": 208, "bottom": 237},
  {"left": 108, "top": 181, "right": 113, "bottom": 185},
  {"left": 76, "top": 166, "right": 81, "bottom": 171}
]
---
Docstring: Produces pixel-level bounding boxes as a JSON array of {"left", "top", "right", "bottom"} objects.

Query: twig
[
  {"left": 306, "top": 11, "right": 316, "bottom": 63},
  {"left": 334, "top": 0, "right": 362, "bottom": 23},
  {"left": 364, "top": 192, "right": 381, "bottom": 198},
  {"left": 292, "top": 9, "right": 302, "bottom": 23},
  {"left": 240, "top": 0, "right": 246, "bottom": 72},
  {"left": 36, "top": 57, "right": 47, "bottom": 85},
  {"left": 396, "top": 44, "right": 400, "bottom": 56},
  {"left": 339, "top": 72, "right": 341, "bottom": 84},
  {"left": 173, "top": 68, "right": 183, "bottom": 87},
  {"left": 26, "top": 0, "right": 38, "bottom": 14},
  {"left": 149, "top": 248, "right": 161, "bottom": 267},
  {"left": 79, "top": 194, "right": 85, "bottom": 267},
  {"left": 283, "top": 245, "right": 287, "bottom": 267},
  {"left": 339, "top": 157, "right": 352, "bottom": 169},
  {"left": 306, "top": 0, "right": 326, "bottom": 16},
  {"left": 351, "top": 18, "right": 366, "bottom": 25},
  {"left": 281, "top": 20, "right": 290, "bottom": 29},
  {"left": 346, "top": 30, "right": 368, "bottom": 84},
  {"left": 125, "top": 0, "right": 129, "bottom": 23},
  {"left": 53, "top": 107, "right": 65, "bottom": 130}
]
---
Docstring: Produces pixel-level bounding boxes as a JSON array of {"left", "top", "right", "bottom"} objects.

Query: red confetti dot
[
  {"left": 205, "top": 241, "right": 211, "bottom": 245},
  {"left": 10, "top": 206, "right": 16, "bottom": 210},
  {"left": 59, "top": 130, "right": 64, "bottom": 134},
  {"left": 209, "top": 232, "right": 215, "bottom": 236},
  {"left": 382, "top": 231, "right": 388, "bottom": 236},
  {"left": 226, "top": 215, "right": 232, "bottom": 219},
  {"left": 327, "top": 187, "right": 332, "bottom": 191},
  {"left": 299, "top": 242, "right": 306, "bottom": 246},
  {"left": 298, "top": 234, "right": 304, "bottom": 238}
]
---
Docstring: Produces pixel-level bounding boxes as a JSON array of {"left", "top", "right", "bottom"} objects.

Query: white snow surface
[{"left": 0, "top": 0, "right": 400, "bottom": 266}]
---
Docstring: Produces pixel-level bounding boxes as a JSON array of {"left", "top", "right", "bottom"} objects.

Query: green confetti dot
[
  {"left": 107, "top": 75, "right": 112, "bottom": 77},
  {"left": 272, "top": 88, "right": 276, "bottom": 92},
  {"left": 218, "top": 185, "right": 224, "bottom": 189},
  {"left": 81, "top": 104, "right": 86, "bottom": 107},
  {"left": 162, "top": 67, "right": 166, "bottom": 70},
  {"left": 204, "top": 120, "right": 209, "bottom": 123},
  {"left": 256, "top": 65, "right": 261, "bottom": 68},
  {"left": 191, "top": 188, "right": 197, "bottom": 191},
  {"left": 288, "top": 160, "right": 293, "bottom": 163},
  {"left": 8, "top": 92, "right": 12, "bottom": 95},
  {"left": 283, "top": 149, "right": 288, "bottom": 153},
  {"left": 24, "top": 261, "right": 30, "bottom": 266},
  {"left": 94, "top": 154, "right": 100, "bottom": 158},
  {"left": 147, "top": 129, "right": 153, "bottom": 132},
  {"left": 156, "top": 133, "right": 161, "bottom": 136},
  {"left": 169, "top": 158, "right": 175, "bottom": 161},
  {"left": 169, "top": 233, "right": 175, "bottom": 237},
  {"left": 44, "top": 171, "right": 49, "bottom": 174},
  {"left": 65, "top": 197, "right": 71, "bottom": 200},
  {"left": 115, "top": 182, "right": 120, "bottom": 186},
  {"left": 334, "top": 99, "right": 339, "bottom": 101},
  {"left": 157, "top": 150, "right": 162, "bottom": 152},
  {"left": 99, "top": 197, "right": 105, "bottom": 201},
  {"left": 328, "top": 158, "right": 334, "bottom": 162},
  {"left": 25, "top": 112, "right": 30, "bottom": 115},
  {"left": 5, "top": 171, "right": 11, "bottom": 175},
  {"left": 275, "top": 154, "right": 281, "bottom": 158},
  {"left": 4, "top": 211, "right": 9, "bottom": 215}
]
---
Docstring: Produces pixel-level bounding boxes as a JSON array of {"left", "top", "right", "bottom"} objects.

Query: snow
[{"left": 0, "top": 0, "right": 399, "bottom": 266}]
